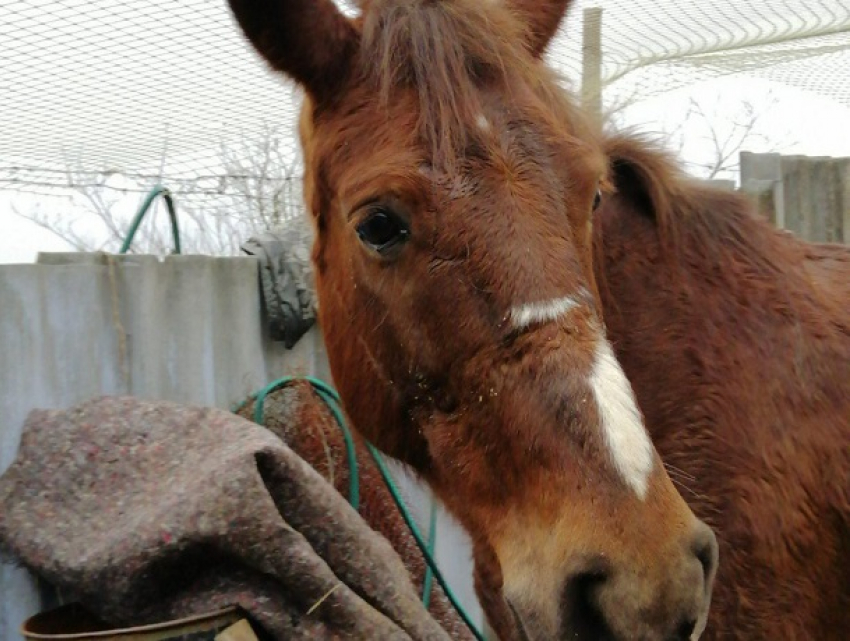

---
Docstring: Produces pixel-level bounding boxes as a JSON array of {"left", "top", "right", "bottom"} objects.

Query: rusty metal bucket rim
[{"left": 21, "top": 605, "right": 241, "bottom": 640}]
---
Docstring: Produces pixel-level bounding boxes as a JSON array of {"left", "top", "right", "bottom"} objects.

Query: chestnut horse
[
  {"left": 593, "top": 137, "right": 850, "bottom": 639},
  {"left": 227, "top": 0, "right": 717, "bottom": 639}
]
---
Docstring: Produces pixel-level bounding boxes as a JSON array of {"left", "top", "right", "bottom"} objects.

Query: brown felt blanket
[{"left": 0, "top": 396, "right": 453, "bottom": 640}]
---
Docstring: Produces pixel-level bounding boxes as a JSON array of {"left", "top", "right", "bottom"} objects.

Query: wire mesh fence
[{"left": 2, "top": 0, "right": 848, "bottom": 254}]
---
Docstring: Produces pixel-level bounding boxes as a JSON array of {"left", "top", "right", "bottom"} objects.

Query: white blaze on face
[
  {"left": 508, "top": 295, "right": 654, "bottom": 497},
  {"left": 589, "top": 338, "right": 654, "bottom": 499},
  {"left": 509, "top": 296, "right": 581, "bottom": 330}
]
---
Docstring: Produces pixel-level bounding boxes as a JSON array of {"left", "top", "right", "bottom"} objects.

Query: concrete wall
[
  {"left": 0, "top": 253, "right": 481, "bottom": 639},
  {"left": 740, "top": 151, "right": 850, "bottom": 243}
]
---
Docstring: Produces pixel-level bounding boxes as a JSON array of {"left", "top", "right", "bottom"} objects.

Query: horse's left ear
[{"left": 507, "top": 0, "right": 575, "bottom": 57}]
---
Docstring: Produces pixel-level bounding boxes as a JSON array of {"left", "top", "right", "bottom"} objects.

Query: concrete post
[
  {"left": 780, "top": 156, "right": 805, "bottom": 236},
  {"left": 581, "top": 7, "right": 603, "bottom": 120},
  {"left": 740, "top": 151, "right": 783, "bottom": 228},
  {"left": 805, "top": 157, "right": 831, "bottom": 242},
  {"left": 836, "top": 158, "right": 850, "bottom": 243}
]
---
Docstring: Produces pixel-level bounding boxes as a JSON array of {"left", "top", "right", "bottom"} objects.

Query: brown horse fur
[
  {"left": 594, "top": 135, "right": 850, "bottom": 639},
  {"left": 235, "top": 383, "right": 474, "bottom": 640},
  {"left": 226, "top": 1, "right": 718, "bottom": 639}
]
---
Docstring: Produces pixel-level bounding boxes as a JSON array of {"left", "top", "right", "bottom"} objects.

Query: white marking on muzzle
[
  {"left": 590, "top": 338, "right": 654, "bottom": 498},
  {"left": 509, "top": 296, "right": 581, "bottom": 330}
]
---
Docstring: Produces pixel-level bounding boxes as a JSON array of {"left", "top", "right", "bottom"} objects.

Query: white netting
[
  {"left": 549, "top": 0, "right": 850, "bottom": 114},
  {"left": 1, "top": 1, "right": 302, "bottom": 194},
  {"left": 1, "top": 0, "right": 848, "bottom": 252}
]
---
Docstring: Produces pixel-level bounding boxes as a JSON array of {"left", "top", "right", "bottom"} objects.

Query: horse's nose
[{"left": 560, "top": 519, "right": 719, "bottom": 640}]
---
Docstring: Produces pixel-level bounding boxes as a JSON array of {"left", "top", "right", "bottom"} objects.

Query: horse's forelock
[{"left": 359, "top": 0, "right": 534, "bottom": 170}]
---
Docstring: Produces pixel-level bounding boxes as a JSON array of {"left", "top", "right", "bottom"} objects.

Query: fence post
[
  {"left": 803, "top": 157, "right": 831, "bottom": 242},
  {"left": 740, "top": 152, "right": 784, "bottom": 228},
  {"left": 779, "top": 156, "right": 806, "bottom": 236},
  {"left": 581, "top": 7, "right": 603, "bottom": 120},
  {"left": 831, "top": 158, "right": 850, "bottom": 243},
  {"left": 835, "top": 158, "right": 850, "bottom": 244}
]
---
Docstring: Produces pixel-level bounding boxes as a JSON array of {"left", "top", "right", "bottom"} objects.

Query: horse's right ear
[
  {"left": 508, "top": 0, "right": 575, "bottom": 58},
  {"left": 228, "top": 0, "right": 359, "bottom": 100}
]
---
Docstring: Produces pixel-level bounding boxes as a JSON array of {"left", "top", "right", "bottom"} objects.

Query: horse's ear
[
  {"left": 228, "top": 0, "right": 359, "bottom": 100},
  {"left": 508, "top": 0, "right": 574, "bottom": 57}
]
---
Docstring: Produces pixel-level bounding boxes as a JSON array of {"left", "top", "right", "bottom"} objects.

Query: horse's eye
[
  {"left": 592, "top": 188, "right": 602, "bottom": 212},
  {"left": 356, "top": 208, "right": 410, "bottom": 253}
]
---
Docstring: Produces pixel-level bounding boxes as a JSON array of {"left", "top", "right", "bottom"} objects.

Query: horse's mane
[
  {"left": 598, "top": 134, "right": 850, "bottom": 328},
  {"left": 602, "top": 133, "right": 797, "bottom": 279},
  {"left": 358, "top": 0, "right": 575, "bottom": 170}
]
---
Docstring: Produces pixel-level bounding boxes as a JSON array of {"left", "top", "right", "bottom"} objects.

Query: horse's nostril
[
  {"left": 561, "top": 569, "right": 611, "bottom": 639},
  {"left": 691, "top": 521, "right": 719, "bottom": 586},
  {"left": 673, "top": 617, "right": 697, "bottom": 640}
]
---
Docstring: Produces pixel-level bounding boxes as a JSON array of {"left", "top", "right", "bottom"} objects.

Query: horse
[
  {"left": 226, "top": 0, "right": 718, "bottom": 639},
  {"left": 593, "top": 135, "right": 850, "bottom": 639}
]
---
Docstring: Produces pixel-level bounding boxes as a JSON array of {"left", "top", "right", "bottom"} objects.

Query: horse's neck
[
  {"left": 801, "top": 241, "right": 850, "bottom": 305},
  {"left": 595, "top": 200, "right": 850, "bottom": 446}
]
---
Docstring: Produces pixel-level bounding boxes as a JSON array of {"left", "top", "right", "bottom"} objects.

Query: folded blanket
[
  {"left": 0, "top": 396, "right": 453, "bottom": 640},
  {"left": 234, "top": 382, "right": 472, "bottom": 640}
]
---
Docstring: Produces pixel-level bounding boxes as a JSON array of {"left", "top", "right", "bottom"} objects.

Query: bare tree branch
[
  {"left": 663, "top": 90, "right": 796, "bottom": 181},
  {"left": 606, "top": 88, "right": 797, "bottom": 183},
  {"left": 11, "top": 124, "right": 307, "bottom": 256}
]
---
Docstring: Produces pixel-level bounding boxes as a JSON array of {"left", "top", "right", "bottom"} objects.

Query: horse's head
[{"left": 228, "top": 0, "right": 718, "bottom": 638}]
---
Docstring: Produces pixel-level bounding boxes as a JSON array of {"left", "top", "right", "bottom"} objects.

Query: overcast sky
[{"left": 2, "top": 0, "right": 849, "bottom": 264}]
